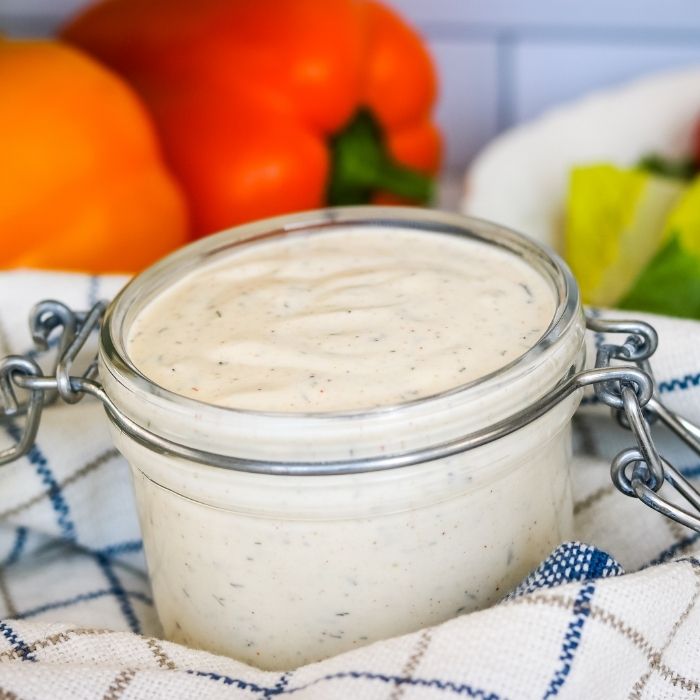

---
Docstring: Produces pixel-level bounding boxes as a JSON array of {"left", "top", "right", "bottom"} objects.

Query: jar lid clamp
[{"left": 2, "top": 300, "right": 700, "bottom": 532}]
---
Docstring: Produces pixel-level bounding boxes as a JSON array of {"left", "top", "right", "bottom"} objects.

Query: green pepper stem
[{"left": 327, "top": 109, "right": 433, "bottom": 206}]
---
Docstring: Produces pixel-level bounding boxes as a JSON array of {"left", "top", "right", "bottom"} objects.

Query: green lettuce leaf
[
  {"left": 637, "top": 154, "right": 698, "bottom": 181},
  {"left": 618, "top": 234, "right": 700, "bottom": 318},
  {"left": 619, "top": 175, "right": 700, "bottom": 318}
]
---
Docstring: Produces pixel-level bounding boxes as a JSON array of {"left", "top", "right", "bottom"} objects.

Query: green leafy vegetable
[
  {"left": 619, "top": 175, "right": 700, "bottom": 317},
  {"left": 566, "top": 161, "right": 700, "bottom": 318},
  {"left": 637, "top": 154, "right": 698, "bottom": 181},
  {"left": 565, "top": 164, "right": 684, "bottom": 307},
  {"left": 619, "top": 234, "right": 700, "bottom": 317}
]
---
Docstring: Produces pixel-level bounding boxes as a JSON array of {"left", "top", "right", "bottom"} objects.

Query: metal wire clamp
[{"left": 1, "top": 301, "right": 700, "bottom": 532}]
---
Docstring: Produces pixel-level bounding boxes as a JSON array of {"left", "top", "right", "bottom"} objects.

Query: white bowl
[{"left": 462, "top": 66, "right": 700, "bottom": 250}]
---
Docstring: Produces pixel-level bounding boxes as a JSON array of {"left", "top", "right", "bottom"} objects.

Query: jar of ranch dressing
[
  {"left": 11, "top": 206, "right": 686, "bottom": 672},
  {"left": 98, "top": 207, "right": 585, "bottom": 670},
  {"left": 21, "top": 207, "right": 684, "bottom": 670}
]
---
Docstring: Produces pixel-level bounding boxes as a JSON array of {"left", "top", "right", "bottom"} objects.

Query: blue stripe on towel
[
  {"left": 0, "top": 620, "right": 35, "bottom": 661},
  {"left": 94, "top": 552, "right": 141, "bottom": 634},
  {"left": 5, "top": 425, "right": 76, "bottom": 542},
  {"left": 14, "top": 588, "right": 152, "bottom": 621},
  {"left": 189, "top": 669, "right": 505, "bottom": 698},
  {"left": 542, "top": 582, "right": 596, "bottom": 699},
  {"left": 647, "top": 533, "right": 700, "bottom": 567},
  {"left": 2, "top": 527, "right": 28, "bottom": 567},
  {"left": 280, "top": 671, "right": 505, "bottom": 698},
  {"left": 659, "top": 372, "right": 700, "bottom": 394},
  {"left": 96, "top": 540, "right": 143, "bottom": 559}
]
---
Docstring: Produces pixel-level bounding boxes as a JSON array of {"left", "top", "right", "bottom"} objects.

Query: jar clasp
[
  {"left": 2, "top": 301, "right": 700, "bottom": 533},
  {"left": 585, "top": 315, "right": 700, "bottom": 532},
  {"left": 0, "top": 300, "right": 107, "bottom": 463}
]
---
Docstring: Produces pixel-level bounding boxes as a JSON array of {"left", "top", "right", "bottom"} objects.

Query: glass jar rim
[{"left": 101, "top": 206, "right": 580, "bottom": 426}]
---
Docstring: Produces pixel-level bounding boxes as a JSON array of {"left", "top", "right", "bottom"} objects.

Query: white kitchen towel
[{"left": 0, "top": 270, "right": 699, "bottom": 699}]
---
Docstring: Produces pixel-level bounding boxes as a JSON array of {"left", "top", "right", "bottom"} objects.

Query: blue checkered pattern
[
  {"left": 508, "top": 542, "right": 624, "bottom": 600},
  {"left": 0, "top": 275, "right": 700, "bottom": 699}
]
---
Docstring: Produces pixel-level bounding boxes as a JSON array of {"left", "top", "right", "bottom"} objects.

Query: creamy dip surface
[{"left": 127, "top": 226, "right": 556, "bottom": 412}]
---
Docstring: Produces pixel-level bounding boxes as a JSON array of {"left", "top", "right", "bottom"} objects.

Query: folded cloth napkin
[{"left": 0, "top": 270, "right": 699, "bottom": 700}]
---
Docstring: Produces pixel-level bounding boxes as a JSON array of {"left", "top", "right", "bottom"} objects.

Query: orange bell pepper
[
  {"left": 0, "top": 37, "right": 188, "bottom": 272},
  {"left": 63, "top": 0, "right": 441, "bottom": 237}
]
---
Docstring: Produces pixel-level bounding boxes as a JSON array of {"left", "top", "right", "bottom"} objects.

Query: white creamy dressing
[
  {"left": 116, "top": 223, "right": 579, "bottom": 670},
  {"left": 127, "top": 227, "right": 555, "bottom": 412}
]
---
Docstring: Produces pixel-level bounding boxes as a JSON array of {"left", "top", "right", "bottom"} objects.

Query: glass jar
[{"left": 98, "top": 207, "right": 585, "bottom": 670}]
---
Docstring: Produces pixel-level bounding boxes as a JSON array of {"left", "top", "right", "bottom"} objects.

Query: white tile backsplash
[
  {"left": 432, "top": 40, "right": 500, "bottom": 169},
  {"left": 388, "top": 0, "right": 700, "bottom": 31}
]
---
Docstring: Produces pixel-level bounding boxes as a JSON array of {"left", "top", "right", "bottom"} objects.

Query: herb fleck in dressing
[{"left": 127, "top": 227, "right": 555, "bottom": 412}]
